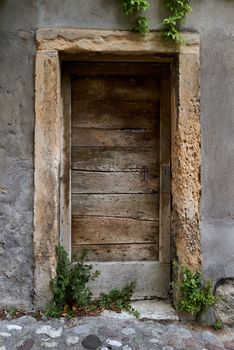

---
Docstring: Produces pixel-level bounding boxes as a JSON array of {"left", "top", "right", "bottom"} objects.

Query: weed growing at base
[
  {"left": 45, "top": 246, "right": 139, "bottom": 318},
  {"left": 213, "top": 319, "right": 223, "bottom": 331},
  {"left": 173, "top": 264, "right": 217, "bottom": 316}
]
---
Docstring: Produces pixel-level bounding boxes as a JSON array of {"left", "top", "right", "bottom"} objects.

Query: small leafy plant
[
  {"left": 99, "top": 281, "right": 140, "bottom": 318},
  {"left": 121, "top": 0, "right": 149, "bottom": 15},
  {"left": 119, "top": 0, "right": 193, "bottom": 44},
  {"left": 163, "top": 0, "right": 192, "bottom": 44},
  {"left": 213, "top": 319, "right": 223, "bottom": 331},
  {"left": 45, "top": 246, "right": 100, "bottom": 318},
  {"left": 173, "top": 264, "right": 217, "bottom": 316},
  {"left": 7, "top": 306, "right": 17, "bottom": 318},
  {"left": 131, "top": 16, "right": 149, "bottom": 34},
  {"left": 46, "top": 246, "right": 139, "bottom": 318},
  {"left": 121, "top": 0, "right": 149, "bottom": 34}
]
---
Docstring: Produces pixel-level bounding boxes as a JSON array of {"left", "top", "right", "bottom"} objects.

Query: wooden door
[{"left": 69, "top": 62, "right": 170, "bottom": 299}]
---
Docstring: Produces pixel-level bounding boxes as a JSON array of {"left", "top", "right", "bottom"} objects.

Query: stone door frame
[{"left": 34, "top": 29, "right": 201, "bottom": 308}]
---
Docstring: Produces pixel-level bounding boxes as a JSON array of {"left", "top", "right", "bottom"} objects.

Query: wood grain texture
[
  {"left": 71, "top": 171, "right": 159, "bottom": 194},
  {"left": 72, "top": 243, "right": 159, "bottom": 261},
  {"left": 72, "top": 128, "right": 158, "bottom": 148},
  {"left": 72, "top": 216, "right": 159, "bottom": 244},
  {"left": 71, "top": 147, "right": 159, "bottom": 172},
  {"left": 72, "top": 77, "right": 159, "bottom": 101},
  {"left": 60, "top": 73, "right": 71, "bottom": 255},
  {"left": 159, "top": 70, "right": 171, "bottom": 264},
  {"left": 72, "top": 194, "right": 159, "bottom": 220},
  {"left": 70, "top": 64, "right": 161, "bottom": 266},
  {"left": 72, "top": 101, "right": 159, "bottom": 129},
  {"left": 64, "top": 62, "right": 166, "bottom": 77}
]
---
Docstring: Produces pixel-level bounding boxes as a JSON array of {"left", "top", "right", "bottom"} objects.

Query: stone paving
[{"left": 0, "top": 312, "right": 233, "bottom": 350}]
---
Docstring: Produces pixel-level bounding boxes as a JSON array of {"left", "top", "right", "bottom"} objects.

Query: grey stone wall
[
  {"left": 0, "top": 0, "right": 37, "bottom": 309},
  {"left": 0, "top": 0, "right": 233, "bottom": 309}
]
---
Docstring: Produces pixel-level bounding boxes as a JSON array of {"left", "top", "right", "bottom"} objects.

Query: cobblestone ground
[{"left": 0, "top": 312, "right": 233, "bottom": 350}]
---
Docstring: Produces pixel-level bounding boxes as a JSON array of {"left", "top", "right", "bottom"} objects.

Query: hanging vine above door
[{"left": 120, "top": 0, "right": 192, "bottom": 44}]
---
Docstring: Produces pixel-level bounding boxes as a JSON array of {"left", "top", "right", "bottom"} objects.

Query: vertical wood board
[
  {"left": 60, "top": 74, "right": 72, "bottom": 255},
  {"left": 159, "top": 69, "right": 171, "bottom": 264}
]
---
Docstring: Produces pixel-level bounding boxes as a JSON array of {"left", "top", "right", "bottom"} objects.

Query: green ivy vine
[
  {"left": 121, "top": 0, "right": 192, "bottom": 44},
  {"left": 121, "top": 0, "right": 150, "bottom": 34}
]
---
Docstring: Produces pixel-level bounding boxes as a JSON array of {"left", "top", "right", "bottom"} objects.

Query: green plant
[
  {"left": 121, "top": 0, "right": 150, "bottom": 35},
  {"left": 99, "top": 281, "right": 140, "bottom": 317},
  {"left": 121, "top": 0, "right": 149, "bottom": 15},
  {"left": 213, "top": 319, "right": 223, "bottom": 331},
  {"left": 163, "top": 0, "right": 192, "bottom": 44},
  {"left": 119, "top": 0, "right": 193, "bottom": 44},
  {"left": 46, "top": 246, "right": 139, "bottom": 319},
  {"left": 131, "top": 16, "right": 149, "bottom": 34},
  {"left": 45, "top": 246, "right": 100, "bottom": 318},
  {"left": 7, "top": 306, "right": 17, "bottom": 318},
  {"left": 173, "top": 265, "right": 217, "bottom": 316}
]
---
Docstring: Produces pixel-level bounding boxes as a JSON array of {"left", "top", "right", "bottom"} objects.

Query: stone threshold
[{"left": 101, "top": 299, "right": 179, "bottom": 322}]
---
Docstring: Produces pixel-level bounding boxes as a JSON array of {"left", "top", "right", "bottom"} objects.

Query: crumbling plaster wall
[{"left": 0, "top": 0, "right": 233, "bottom": 309}]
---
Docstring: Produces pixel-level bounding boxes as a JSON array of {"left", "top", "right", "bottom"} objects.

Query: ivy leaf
[
  {"left": 122, "top": 0, "right": 150, "bottom": 16},
  {"left": 163, "top": 0, "right": 192, "bottom": 44},
  {"left": 131, "top": 16, "right": 150, "bottom": 35}
]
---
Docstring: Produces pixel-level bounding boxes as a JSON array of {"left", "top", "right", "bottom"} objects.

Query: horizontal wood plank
[
  {"left": 71, "top": 128, "right": 158, "bottom": 148},
  {"left": 72, "top": 194, "right": 159, "bottom": 220},
  {"left": 72, "top": 243, "right": 159, "bottom": 261},
  {"left": 64, "top": 62, "right": 166, "bottom": 77},
  {"left": 72, "top": 77, "right": 159, "bottom": 101},
  {"left": 71, "top": 147, "right": 159, "bottom": 172},
  {"left": 72, "top": 101, "right": 159, "bottom": 129},
  {"left": 72, "top": 216, "right": 159, "bottom": 244},
  {"left": 71, "top": 171, "right": 159, "bottom": 194}
]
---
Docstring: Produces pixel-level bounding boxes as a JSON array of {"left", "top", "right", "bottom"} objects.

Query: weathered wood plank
[
  {"left": 87, "top": 262, "right": 170, "bottom": 299},
  {"left": 72, "top": 101, "right": 159, "bottom": 129},
  {"left": 72, "top": 216, "right": 159, "bottom": 244},
  {"left": 64, "top": 62, "right": 165, "bottom": 77},
  {"left": 60, "top": 73, "right": 71, "bottom": 255},
  {"left": 72, "top": 194, "right": 159, "bottom": 220},
  {"left": 72, "top": 77, "right": 159, "bottom": 101},
  {"left": 72, "top": 243, "right": 159, "bottom": 261},
  {"left": 159, "top": 70, "right": 171, "bottom": 264},
  {"left": 71, "top": 147, "right": 159, "bottom": 172},
  {"left": 71, "top": 171, "right": 159, "bottom": 194},
  {"left": 71, "top": 128, "right": 158, "bottom": 148}
]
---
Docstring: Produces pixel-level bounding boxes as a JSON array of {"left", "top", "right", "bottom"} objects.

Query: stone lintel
[{"left": 36, "top": 29, "right": 199, "bottom": 55}]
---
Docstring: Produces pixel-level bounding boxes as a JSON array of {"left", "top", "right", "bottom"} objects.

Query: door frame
[{"left": 34, "top": 29, "right": 201, "bottom": 308}]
